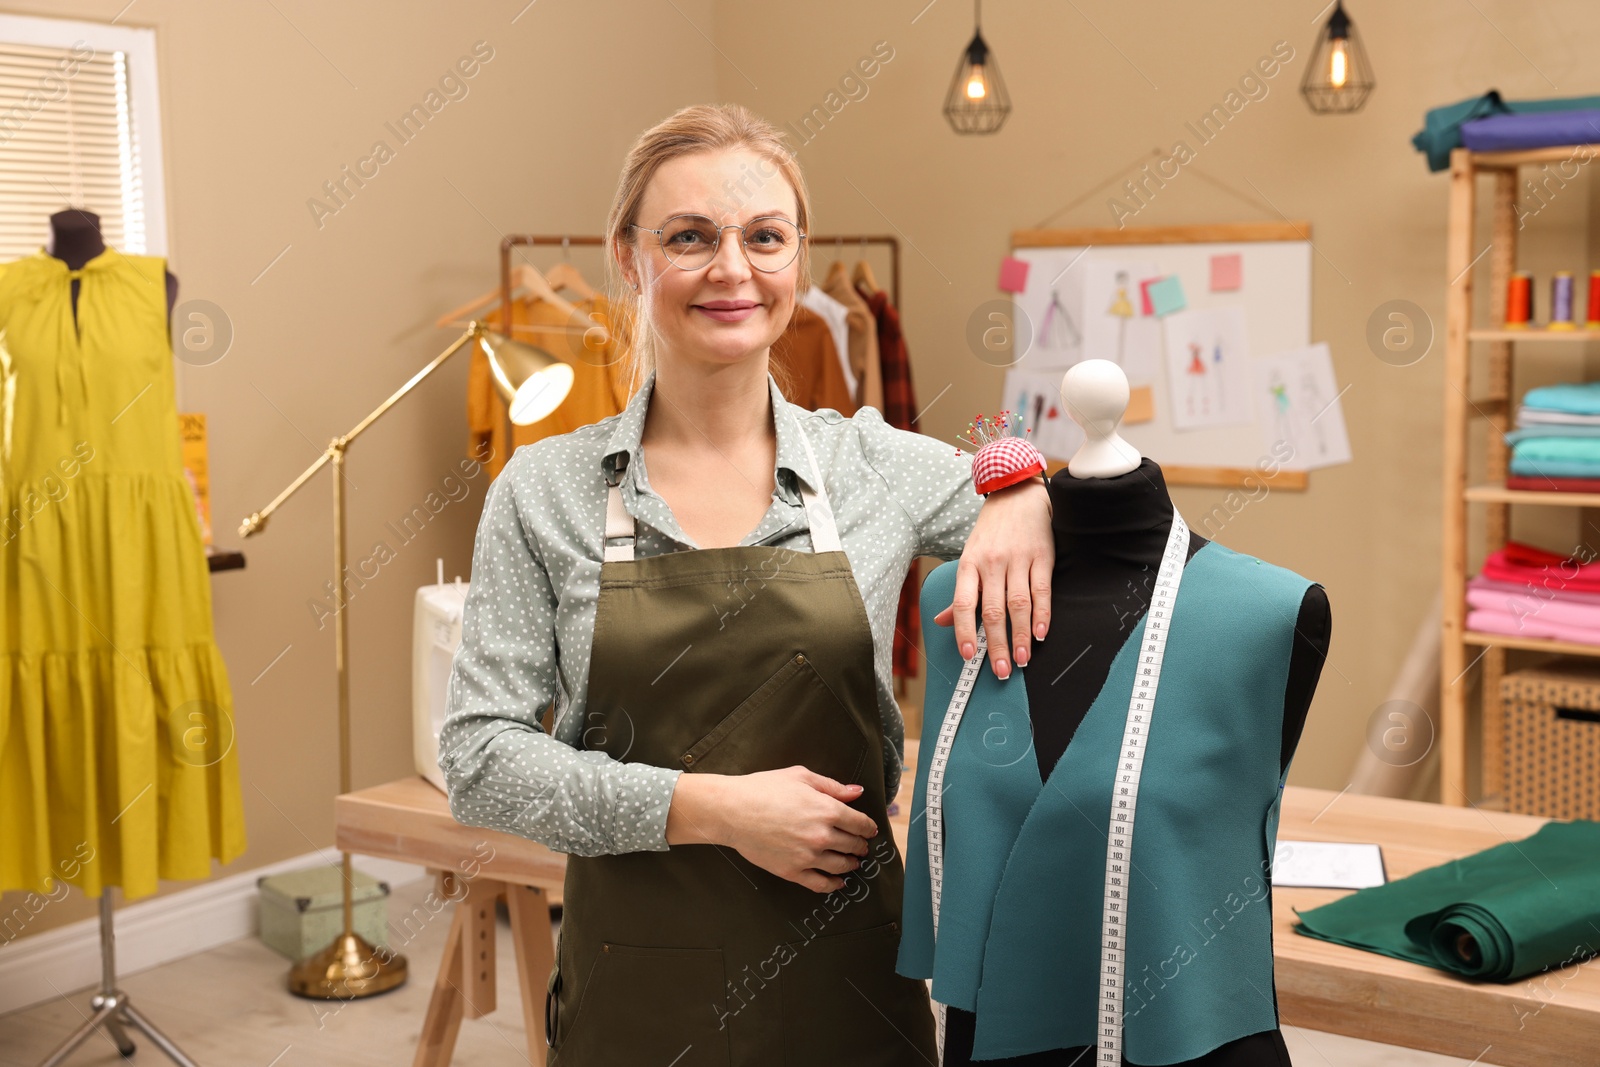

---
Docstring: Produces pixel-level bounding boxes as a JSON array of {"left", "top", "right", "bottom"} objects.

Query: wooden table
[{"left": 336, "top": 746, "right": 1599, "bottom": 1067}]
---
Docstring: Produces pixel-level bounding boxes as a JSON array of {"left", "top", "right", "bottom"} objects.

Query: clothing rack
[{"left": 496, "top": 232, "right": 901, "bottom": 331}]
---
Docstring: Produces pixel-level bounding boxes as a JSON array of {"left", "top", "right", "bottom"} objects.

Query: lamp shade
[
  {"left": 1301, "top": 1, "right": 1375, "bottom": 114},
  {"left": 475, "top": 327, "right": 574, "bottom": 426},
  {"left": 944, "top": 3, "right": 1010, "bottom": 134}
]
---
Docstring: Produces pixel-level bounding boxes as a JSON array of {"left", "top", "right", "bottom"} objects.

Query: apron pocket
[
  {"left": 554, "top": 943, "right": 731, "bottom": 1066},
  {"left": 681, "top": 652, "right": 871, "bottom": 789},
  {"left": 778, "top": 920, "right": 935, "bottom": 1066}
]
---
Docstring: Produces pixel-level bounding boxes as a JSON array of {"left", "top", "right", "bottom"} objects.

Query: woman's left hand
[{"left": 934, "top": 477, "right": 1053, "bottom": 680}]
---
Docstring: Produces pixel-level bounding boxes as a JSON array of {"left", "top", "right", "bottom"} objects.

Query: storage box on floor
[
  {"left": 258, "top": 867, "right": 393, "bottom": 962},
  {"left": 1502, "top": 659, "right": 1600, "bottom": 819}
]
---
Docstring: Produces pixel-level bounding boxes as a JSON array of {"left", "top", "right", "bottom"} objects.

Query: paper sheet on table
[
  {"left": 1255, "top": 343, "right": 1352, "bottom": 470},
  {"left": 1162, "top": 306, "right": 1254, "bottom": 431},
  {"left": 1001, "top": 366, "right": 1084, "bottom": 463},
  {"left": 1272, "top": 840, "right": 1387, "bottom": 889}
]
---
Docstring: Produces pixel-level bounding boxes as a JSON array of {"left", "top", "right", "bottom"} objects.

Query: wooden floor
[{"left": 0, "top": 872, "right": 1484, "bottom": 1067}]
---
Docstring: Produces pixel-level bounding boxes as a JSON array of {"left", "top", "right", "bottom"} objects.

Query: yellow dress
[{"left": 0, "top": 248, "right": 246, "bottom": 901}]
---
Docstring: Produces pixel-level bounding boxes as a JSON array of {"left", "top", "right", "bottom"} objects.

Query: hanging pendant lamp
[
  {"left": 944, "top": 0, "right": 1011, "bottom": 134},
  {"left": 1301, "top": 1, "right": 1375, "bottom": 114}
]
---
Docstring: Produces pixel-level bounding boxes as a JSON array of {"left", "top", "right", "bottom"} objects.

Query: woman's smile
[{"left": 693, "top": 297, "right": 762, "bottom": 322}]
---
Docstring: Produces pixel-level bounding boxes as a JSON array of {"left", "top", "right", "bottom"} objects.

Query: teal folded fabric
[
  {"left": 1509, "top": 458, "right": 1600, "bottom": 479},
  {"left": 1294, "top": 820, "right": 1600, "bottom": 982},
  {"left": 1413, "top": 91, "right": 1600, "bottom": 172},
  {"left": 1522, "top": 382, "right": 1600, "bottom": 416}
]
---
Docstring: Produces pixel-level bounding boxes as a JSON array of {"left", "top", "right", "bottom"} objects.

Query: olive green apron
[{"left": 545, "top": 430, "right": 936, "bottom": 1066}]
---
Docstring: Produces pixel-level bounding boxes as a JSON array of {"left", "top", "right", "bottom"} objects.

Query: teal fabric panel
[
  {"left": 895, "top": 560, "right": 1044, "bottom": 1009},
  {"left": 971, "top": 543, "right": 1313, "bottom": 1063},
  {"left": 1294, "top": 820, "right": 1600, "bottom": 982},
  {"left": 1509, "top": 434, "right": 1600, "bottom": 478}
]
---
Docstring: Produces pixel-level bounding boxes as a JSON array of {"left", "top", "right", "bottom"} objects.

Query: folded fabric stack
[
  {"left": 1507, "top": 382, "right": 1600, "bottom": 492},
  {"left": 1468, "top": 541, "right": 1600, "bottom": 645}
]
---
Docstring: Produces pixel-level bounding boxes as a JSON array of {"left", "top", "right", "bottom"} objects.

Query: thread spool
[
  {"left": 1505, "top": 271, "right": 1532, "bottom": 329},
  {"left": 1550, "top": 272, "right": 1576, "bottom": 330},
  {"left": 1587, "top": 271, "right": 1600, "bottom": 329}
]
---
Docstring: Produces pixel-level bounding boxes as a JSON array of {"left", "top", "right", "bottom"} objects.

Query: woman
[{"left": 439, "top": 103, "right": 1052, "bottom": 1066}]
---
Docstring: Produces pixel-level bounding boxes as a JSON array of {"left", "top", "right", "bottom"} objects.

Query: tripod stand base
[
  {"left": 288, "top": 932, "right": 407, "bottom": 999},
  {"left": 38, "top": 987, "right": 199, "bottom": 1067}
]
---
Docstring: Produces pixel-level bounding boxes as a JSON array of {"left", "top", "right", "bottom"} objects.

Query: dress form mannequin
[
  {"left": 942, "top": 360, "right": 1332, "bottom": 1067},
  {"left": 24, "top": 209, "right": 201, "bottom": 1067},
  {"left": 47, "top": 208, "right": 179, "bottom": 329}
]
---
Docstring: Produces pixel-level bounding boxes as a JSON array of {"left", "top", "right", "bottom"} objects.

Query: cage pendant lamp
[
  {"left": 1301, "top": 1, "right": 1375, "bottom": 114},
  {"left": 944, "top": 0, "right": 1011, "bottom": 134}
]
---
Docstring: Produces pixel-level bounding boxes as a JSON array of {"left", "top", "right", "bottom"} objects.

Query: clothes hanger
[
  {"left": 852, "top": 237, "right": 881, "bottom": 298},
  {"left": 434, "top": 262, "right": 581, "bottom": 331},
  {"left": 543, "top": 237, "right": 597, "bottom": 300}
]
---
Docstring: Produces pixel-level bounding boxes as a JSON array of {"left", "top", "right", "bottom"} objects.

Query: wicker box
[
  {"left": 257, "top": 866, "right": 392, "bottom": 962},
  {"left": 1500, "top": 660, "right": 1600, "bottom": 820}
]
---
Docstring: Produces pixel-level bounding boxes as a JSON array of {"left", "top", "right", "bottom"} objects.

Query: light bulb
[
  {"left": 1329, "top": 39, "right": 1348, "bottom": 89},
  {"left": 966, "top": 67, "right": 987, "bottom": 99}
]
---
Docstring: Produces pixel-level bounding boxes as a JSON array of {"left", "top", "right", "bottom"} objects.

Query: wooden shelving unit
[{"left": 1441, "top": 143, "right": 1600, "bottom": 806}]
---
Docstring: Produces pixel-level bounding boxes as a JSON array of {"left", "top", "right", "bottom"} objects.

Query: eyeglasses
[{"left": 631, "top": 214, "right": 806, "bottom": 273}]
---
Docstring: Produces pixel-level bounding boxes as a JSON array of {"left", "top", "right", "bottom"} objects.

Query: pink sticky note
[
  {"left": 1210, "top": 253, "right": 1243, "bottom": 292},
  {"left": 1138, "top": 277, "right": 1162, "bottom": 316},
  {"left": 998, "top": 256, "right": 1030, "bottom": 293}
]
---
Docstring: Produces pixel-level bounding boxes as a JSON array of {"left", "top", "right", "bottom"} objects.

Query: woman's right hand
[{"left": 665, "top": 766, "right": 879, "bottom": 893}]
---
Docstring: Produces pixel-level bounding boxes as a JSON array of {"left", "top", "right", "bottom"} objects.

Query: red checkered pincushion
[{"left": 971, "top": 436, "right": 1047, "bottom": 496}]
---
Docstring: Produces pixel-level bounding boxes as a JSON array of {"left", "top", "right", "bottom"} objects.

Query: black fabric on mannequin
[{"left": 942, "top": 456, "right": 1330, "bottom": 1067}]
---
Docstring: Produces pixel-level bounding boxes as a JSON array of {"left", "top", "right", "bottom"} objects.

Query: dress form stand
[
  {"left": 36, "top": 209, "right": 198, "bottom": 1067},
  {"left": 942, "top": 358, "right": 1330, "bottom": 1067}
]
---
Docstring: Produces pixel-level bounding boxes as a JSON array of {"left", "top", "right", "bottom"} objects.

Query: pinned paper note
[
  {"left": 1255, "top": 343, "right": 1352, "bottom": 470},
  {"left": 1163, "top": 306, "right": 1253, "bottom": 431},
  {"left": 1146, "top": 275, "right": 1187, "bottom": 316},
  {"left": 1210, "top": 253, "right": 1243, "bottom": 292},
  {"left": 998, "top": 256, "right": 1030, "bottom": 294}
]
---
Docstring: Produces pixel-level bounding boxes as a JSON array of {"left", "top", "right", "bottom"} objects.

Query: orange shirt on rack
[
  {"left": 467, "top": 293, "right": 630, "bottom": 479},
  {"left": 772, "top": 302, "right": 857, "bottom": 416}
]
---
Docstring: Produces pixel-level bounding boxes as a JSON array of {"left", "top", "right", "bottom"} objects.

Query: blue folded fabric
[
  {"left": 1507, "top": 425, "right": 1600, "bottom": 442},
  {"left": 1413, "top": 91, "right": 1600, "bottom": 172},
  {"left": 1462, "top": 110, "right": 1600, "bottom": 154},
  {"left": 1521, "top": 382, "right": 1600, "bottom": 416}
]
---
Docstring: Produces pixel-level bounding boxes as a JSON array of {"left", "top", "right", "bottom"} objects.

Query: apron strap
[{"left": 601, "top": 423, "right": 842, "bottom": 561}]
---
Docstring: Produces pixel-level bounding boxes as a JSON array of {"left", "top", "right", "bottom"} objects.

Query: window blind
[{"left": 0, "top": 40, "right": 147, "bottom": 260}]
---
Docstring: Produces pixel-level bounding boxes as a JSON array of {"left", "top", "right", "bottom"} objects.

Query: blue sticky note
[{"left": 1147, "top": 275, "right": 1187, "bottom": 316}]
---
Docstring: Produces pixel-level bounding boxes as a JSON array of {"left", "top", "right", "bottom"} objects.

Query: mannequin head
[{"left": 607, "top": 105, "right": 812, "bottom": 396}]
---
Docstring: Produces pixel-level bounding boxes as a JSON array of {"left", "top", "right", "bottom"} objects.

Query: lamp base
[{"left": 288, "top": 932, "right": 408, "bottom": 999}]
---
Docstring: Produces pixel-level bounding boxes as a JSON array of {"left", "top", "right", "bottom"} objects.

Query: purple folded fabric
[
  {"left": 1467, "top": 606, "right": 1600, "bottom": 646},
  {"left": 1468, "top": 574, "right": 1600, "bottom": 605},
  {"left": 1460, "top": 110, "right": 1600, "bottom": 153}
]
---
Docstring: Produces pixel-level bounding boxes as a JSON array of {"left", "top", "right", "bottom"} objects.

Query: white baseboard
[{"left": 0, "top": 852, "right": 430, "bottom": 1017}]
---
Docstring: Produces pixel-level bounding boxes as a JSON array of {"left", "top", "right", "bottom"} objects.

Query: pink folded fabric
[
  {"left": 1467, "top": 574, "right": 1600, "bottom": 606},
  {"left": 1466, "top": 587, "right": 1600, "bottom": 629},
  {"left": 1466, "top": 606, "right": 1600, "bottom": 646}
]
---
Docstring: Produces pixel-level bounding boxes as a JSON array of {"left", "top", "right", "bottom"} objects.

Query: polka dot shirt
[{"left": 438, "top": 368, "right": 984, "bottom": 856}]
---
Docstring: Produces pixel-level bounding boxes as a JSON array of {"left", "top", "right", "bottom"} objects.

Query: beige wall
[{"left": 5, "top": 0, "right": 1597, "bottom": 940}]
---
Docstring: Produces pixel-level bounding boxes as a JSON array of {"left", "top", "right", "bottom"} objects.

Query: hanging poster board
[{"left": 1009, "top": 222, "right": 1318, "bottom": 490}]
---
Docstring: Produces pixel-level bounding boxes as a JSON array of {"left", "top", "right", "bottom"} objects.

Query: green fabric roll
[{"left": 1293, "top": 820, "right": 1600, "bottom": 982}]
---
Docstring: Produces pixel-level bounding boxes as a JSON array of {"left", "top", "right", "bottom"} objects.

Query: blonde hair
[{"left": 604, "top": 104, "right": 812, "bottom": 398}]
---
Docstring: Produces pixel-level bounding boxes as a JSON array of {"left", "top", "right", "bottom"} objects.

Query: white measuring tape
[{"left": 924, "top": 508, "right": 1189, "bottom": 1065}]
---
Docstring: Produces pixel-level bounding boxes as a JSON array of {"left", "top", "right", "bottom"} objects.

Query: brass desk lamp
[{"left": 240, "top": 320, "right": 571, "bottom": 999}]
